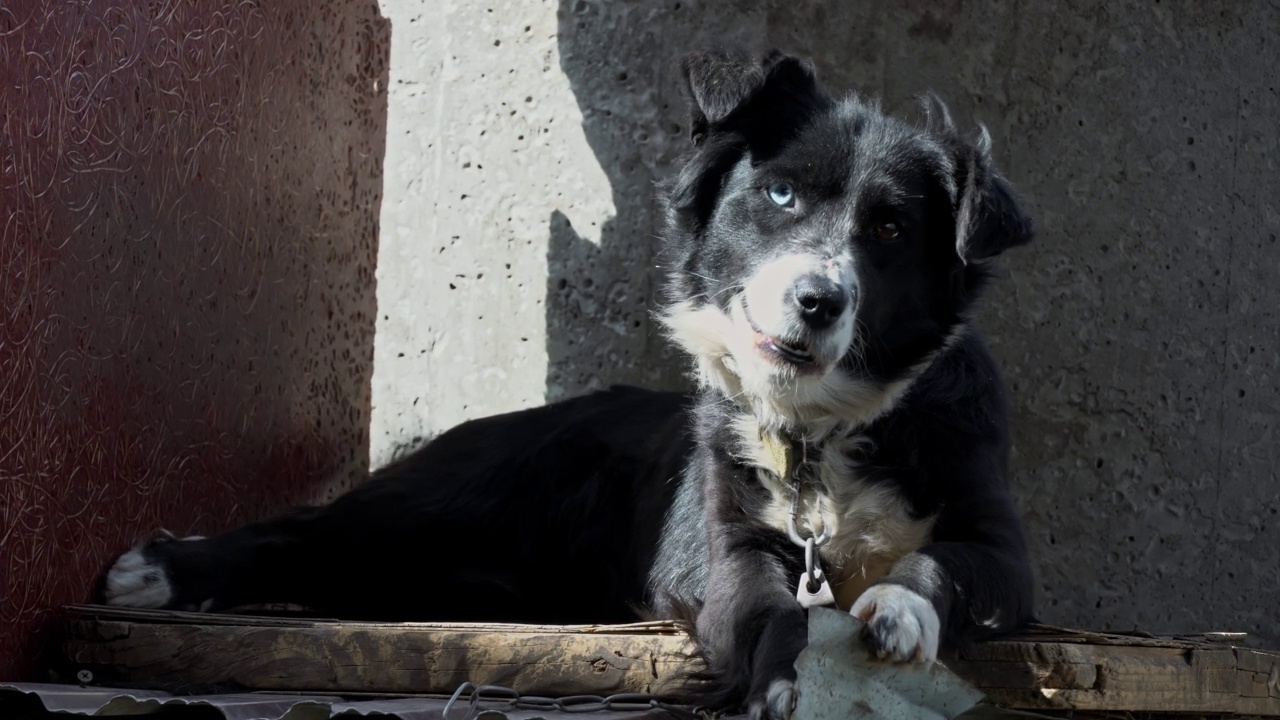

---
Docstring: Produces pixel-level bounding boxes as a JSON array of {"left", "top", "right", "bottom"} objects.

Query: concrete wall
[
  {"left": 0, "top": 0, "right": 388, "bottom": 680},
  {"left": 371, "top": 1, "right": 686, "bottom": 458},
  {"left": 373, "top": 1, "right": 1278, "bottom": 645}
]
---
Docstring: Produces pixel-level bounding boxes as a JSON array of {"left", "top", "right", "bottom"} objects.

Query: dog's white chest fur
[{"left": 732, "top": 414, "right": 935, "bottom": 610}]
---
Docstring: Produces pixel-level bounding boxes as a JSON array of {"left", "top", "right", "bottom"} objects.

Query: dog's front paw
[
  {"left": 850, "top": 584, "right": 940, "bottom": 662},
  {"left": 102, "top": 532, "right": 206, "bottom": 610},
  {"left": 747, "top": 678, "right": 796, "bottom": 720}
]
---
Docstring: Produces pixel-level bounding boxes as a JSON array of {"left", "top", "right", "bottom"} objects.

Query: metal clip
[{"left": 796, "top": 536, "right": 836, "bottom": 607}]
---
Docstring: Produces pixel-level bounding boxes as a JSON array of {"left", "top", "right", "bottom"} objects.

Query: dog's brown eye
[{"left": 874, "top": 222, "right": 901, "bottom": 241}]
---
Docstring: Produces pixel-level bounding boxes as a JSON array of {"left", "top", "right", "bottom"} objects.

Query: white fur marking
[
  {"left": 767, "top": 678, "right": 796, "bottom": 720},
  {"left": 742, "top": 254, "right": 854, "bottom": 364},
  {"left": 749, "top": 678, "right": 796, "bottom": 720},
  {"left": 742, "top": 254, "right": 855, "bottom": 369},
  {"left": 742, "top": 254, "right": 816, "bottom": 334},
  {"left": 729, "top": 412, "right": 936, "bottom": 607},
  {"left": 661, "top": 297, "right": 911, "bottom": 436},
  {"left": 103, "top": 547, "right": 173, "bottom": 608},
  {"left": 850, "top": 584, "right": 940, "bottom": 662},
  {"left": 103, "top": 534, "right": 205, "bottom": 609}
]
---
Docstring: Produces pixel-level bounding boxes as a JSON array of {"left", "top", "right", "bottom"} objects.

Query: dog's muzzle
[
  {"left": 740, "top": 254, "right": 857, "bottom": 371},
  {"left": 790, "top": 274, "right": 850, "bottom": 332}
]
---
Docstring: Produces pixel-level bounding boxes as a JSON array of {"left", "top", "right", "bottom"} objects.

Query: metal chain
[
  {"left": 442, "top": 681, "right": 705, "bottom": 720},
  {"left": 784, "top": 440, "right": 838, "bottom": 608},
  {"left": 784, "top": 441, "right": 829, "bottom": 550}
]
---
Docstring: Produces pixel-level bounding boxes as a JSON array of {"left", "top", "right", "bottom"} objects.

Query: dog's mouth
[
  {"left": 743, "top": 305, "right": 819, "bottom": 368},
  {"left": 759, "top": 333, "right": 816, "bottom": 366}
]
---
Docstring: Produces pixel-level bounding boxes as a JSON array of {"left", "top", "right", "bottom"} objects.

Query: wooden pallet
[{"left": 57, "top": 605, "right": 1280, "bottom": 717}]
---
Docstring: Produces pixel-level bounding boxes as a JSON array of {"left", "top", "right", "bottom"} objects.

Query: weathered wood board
[
  {"left": 57, "top": 605, "right": 1280, "bottom": 717},
  {"left": 951, "top": 626, "right": 1280, "bottom": 716},
  {"left": 57, "top": 605, "right": 692, "bottom": 697}
]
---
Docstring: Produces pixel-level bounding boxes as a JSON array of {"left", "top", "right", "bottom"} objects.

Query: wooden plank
[
  {"left": 951, "top": 641, "right": 1280, "bottom": 716},
  {"left": 1242, "top": 670, "right": 1272, "bottom": 698},
  {"left": 56, "top": 606, "right": 1280, "bottom": 716},
  {"left": 1240, "top": 648, "right": 1280, "bottom": 674},
  {"left": 992, "top": 688, "right": 1280, "bottom": 718},
  {"left": 961, "top": 639, "right": 1194, "bottom": 666},
  {"left": 948, "top": 660, "right": 1098, "bottom": 690},
  {"left": 60, "top": 604, "right": 685, "bottom": 635},
  {"left": 60, "top": 618, "right": 694, "bottom": 698}
]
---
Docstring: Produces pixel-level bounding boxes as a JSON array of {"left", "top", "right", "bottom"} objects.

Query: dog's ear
[
  {"left": 680, "top": 49, "right": 821, "bottom": 144},
  {"left": 953, "top": 128, "right": 1034, "bottom": 263}
]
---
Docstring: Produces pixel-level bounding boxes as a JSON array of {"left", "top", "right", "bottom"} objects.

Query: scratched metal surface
[{"left": 0, "top": 0, "right": 389, "bottom": 680}]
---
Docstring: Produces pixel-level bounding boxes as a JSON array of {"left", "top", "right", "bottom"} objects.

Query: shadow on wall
[
  {"left": 542, "top": 2, "right": 694, "bottom": 402},
  {"left": 540, "top": 2, "right": 888, "bottom": 403},
  {"left": 539, "top": 2, "right": 1280, "bottom": 646}
]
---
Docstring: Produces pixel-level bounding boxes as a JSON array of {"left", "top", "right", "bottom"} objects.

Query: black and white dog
[{"left": 103, "top": 49, "right": 1035, "bottom": 720}]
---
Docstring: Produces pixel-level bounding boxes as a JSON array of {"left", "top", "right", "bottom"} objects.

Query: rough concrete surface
[{"left": 374, "top": 2, "right": 1278, "bottom": 645}]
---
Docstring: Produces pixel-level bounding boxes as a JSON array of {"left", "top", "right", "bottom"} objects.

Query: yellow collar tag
[{"left": 761, "top": 432, "right": 794, "bottom": 480}]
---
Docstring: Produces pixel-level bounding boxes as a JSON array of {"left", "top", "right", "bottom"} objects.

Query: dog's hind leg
[
  {"left": 102, "top": 505, "right": 329, "bottom": 613},
  {"left": 101, "top": 386, "right": 691, "bottom": 620},
  {"left": 99, "top": 478, "right": 504, "bottom": 618}
]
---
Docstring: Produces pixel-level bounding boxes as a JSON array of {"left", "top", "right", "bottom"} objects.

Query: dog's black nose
[{"left": 792, "top": 275, "right": 848, "bottom": 330}]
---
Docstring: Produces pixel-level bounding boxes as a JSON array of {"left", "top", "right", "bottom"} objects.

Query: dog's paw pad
[
  {"left": 850, "top": 584, "right": 940, "bottom": 663},
  {"left": 103, "top": 546, "right": 174, "bottom": 608},
  {"left": 748, "top": 679, "right": 796, "bottom": 720}
]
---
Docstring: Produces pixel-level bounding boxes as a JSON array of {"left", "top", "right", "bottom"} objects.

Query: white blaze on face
[
  {"left": 662, "top": 252, "right": 902, "bottom": 432},
  {"left": 741, "top": 252, "right": 856, "bottom": 368}
]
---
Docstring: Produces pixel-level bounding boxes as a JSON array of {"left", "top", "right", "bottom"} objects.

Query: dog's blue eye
[{"left": 766, "top": 183, "right": 796, "bottom": 208}]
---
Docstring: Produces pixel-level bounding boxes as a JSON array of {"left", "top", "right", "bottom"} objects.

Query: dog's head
[{"left": 659, "top": 49, "right": 1033, "bottom": 432}]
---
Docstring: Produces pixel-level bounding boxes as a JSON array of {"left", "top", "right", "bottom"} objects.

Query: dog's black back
[{"left": 109, "top": 386, "right": 691, "bottom": 623}]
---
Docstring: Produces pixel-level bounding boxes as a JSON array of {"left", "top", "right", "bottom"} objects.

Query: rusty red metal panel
[{"left": 0, "top": 0, "right": 389, "bottom": 680}]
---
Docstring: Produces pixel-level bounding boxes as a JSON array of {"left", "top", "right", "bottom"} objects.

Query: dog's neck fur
[
  {"left": 726, "top": 396, "right": 938, "bottom": 611},
  {"left": 661, "top": 299, "right": 950, "bottom": 445},
  {"left": 692, "top": 322, "right": 969, "bottom": 610},
  {"left": 715, "top": 326, "right": 965, "bottom": 448}
]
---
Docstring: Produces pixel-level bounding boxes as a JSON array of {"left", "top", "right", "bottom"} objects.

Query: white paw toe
[
  {"left": 850, "top": 584, "right": 940, "bottom": 662},
  {"left": 749, "top": 679, "right": 795, "bottom": 720},
  {"left": 767, "top": 678, "right": 796, "bottom": 720},
  {"left": 103, "top": 547, "right": 173, "bottom": 608}
]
